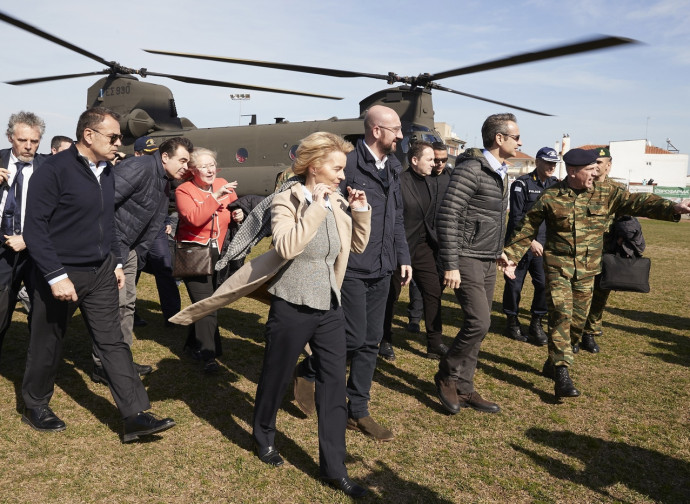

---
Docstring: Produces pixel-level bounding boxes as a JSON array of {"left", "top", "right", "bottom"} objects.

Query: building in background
[{"left": 434, "top": 122, "right": 466, "bottom": 156}]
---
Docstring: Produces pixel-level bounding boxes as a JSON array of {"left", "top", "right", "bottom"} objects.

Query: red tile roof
[{"left": 574, "top": 144, "right": 673, "bottom": 154}]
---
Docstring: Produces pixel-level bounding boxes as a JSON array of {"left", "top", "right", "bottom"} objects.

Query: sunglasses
[{"left": 90, "top": 128, "right": 123, "bottom": 145}]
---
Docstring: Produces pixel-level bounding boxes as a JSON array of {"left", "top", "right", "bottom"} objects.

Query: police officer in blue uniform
[{"left": 502, "top": 147, "right": 559, "bottom": 345}]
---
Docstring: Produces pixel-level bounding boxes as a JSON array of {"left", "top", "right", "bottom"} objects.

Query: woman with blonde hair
[{"left": 252, "top": 132, "right": 370, "bottom": 498}]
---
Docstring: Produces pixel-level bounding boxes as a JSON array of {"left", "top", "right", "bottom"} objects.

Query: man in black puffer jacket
[
  {"left": 91, "top": 137, "right": 193, "bottom": 384},
  {"left": 434, "top": 113, "right": 519, "bottom": 415}
]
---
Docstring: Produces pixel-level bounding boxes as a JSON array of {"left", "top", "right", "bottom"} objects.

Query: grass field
[{"left": 0, "top": 218, "right": 688, "bottom": 503}]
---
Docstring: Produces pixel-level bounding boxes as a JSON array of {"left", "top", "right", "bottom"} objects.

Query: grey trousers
[{"left": 439, "top": 256, "right": 496, "bottom": 395}]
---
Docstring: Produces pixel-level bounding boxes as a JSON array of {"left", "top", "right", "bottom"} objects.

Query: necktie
[{"left": 2, "top": 161, "right": 27, "bottom": 236}]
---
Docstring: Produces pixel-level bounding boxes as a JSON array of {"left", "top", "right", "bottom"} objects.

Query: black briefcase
[{"left": 599, "top": 253, "right": 651, "bottom": 293}]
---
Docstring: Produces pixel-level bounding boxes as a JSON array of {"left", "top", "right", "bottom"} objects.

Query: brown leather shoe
[
  {"left": 293, "top": 370, "right": 315, "bottom": 417},
  {"left": 457, "top": 391, "right": 500, "bottom": 414},
  {"left": 435, "top": 372, "right": 460, "bottom": 415},
  {"left": 347, "top": 415, "right": 394, "bottom": 442}
]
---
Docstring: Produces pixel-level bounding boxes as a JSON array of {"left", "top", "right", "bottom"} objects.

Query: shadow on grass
[
  {"left": 513, "top": 428, "right": 690, "bottom": 504},
  {"left": 603, "top": 320, "right": 689, "bottom": 368},
  {"left": 478, "top": 351, "right": 557, "bottom": 404},
  {"left": 606, "top": 306, "right": 690, "bottom": 332},
  {"left": 360, "top": 460, "right": 455, "bottom": 503}
]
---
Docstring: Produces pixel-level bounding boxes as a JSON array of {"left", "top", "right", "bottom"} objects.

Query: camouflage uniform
[
  {"left": 582, "top": 178, "right": 625, "bottom": 336},
  {"left": 504, "top": 179, "right": 678, "bottom": 367}
]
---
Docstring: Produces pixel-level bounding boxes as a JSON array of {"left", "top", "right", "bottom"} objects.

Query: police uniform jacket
[
  {"left": 504, "top": 179, "right": 679, "bottom": 279},
  {"left": 505, "top": 169, "right": 558, "bottom": 245}
]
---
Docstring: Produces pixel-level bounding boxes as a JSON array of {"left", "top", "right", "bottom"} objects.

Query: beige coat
[{"left": 169, "top": 185, "right": 371, "bottom": 325}]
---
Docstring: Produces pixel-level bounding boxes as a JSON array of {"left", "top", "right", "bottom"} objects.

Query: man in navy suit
[{"left": 0, "top": 111, "right": 47, "bottom": 361}]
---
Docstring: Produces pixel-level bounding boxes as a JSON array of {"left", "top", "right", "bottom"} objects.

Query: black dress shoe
[
  {"left": 322, "top": 476, "right": 368, "bottom": 498},
  {"left": 406, "top": 321, "right": 420, "bottom": 333},
  {"left": 22, "top": 406, "right": 66, "bottom": 432},
  {"left": 378, "top": 341, "right": 396, "bottom": 361},
  {"left": 133, "top": 312, "right": 148, "bottom": 327},
  {"left": 581, "top": 333, "right": 600, "bottom": 353},
  {"left": 426, "top": 343, "right": 449, "bottom": 360},
  {"left": 203, "top": 358, "right": 219, "bottom": 374},
  {"left": 123, "top": 411, "right": 175, "bottom": 443},
  {"left": 91, "top": 365, "right": 110, "bottom": 386},
  {"left": 255, "top": 445, "right": 284, "bottom": 467},
  {"left": 133, "top": 362, "right": 152, "bottom": 376}
]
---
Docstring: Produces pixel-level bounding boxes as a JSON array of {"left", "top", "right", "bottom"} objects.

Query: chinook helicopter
[{"left": 0, "top": 10, "right": 635, "bottom": 195}]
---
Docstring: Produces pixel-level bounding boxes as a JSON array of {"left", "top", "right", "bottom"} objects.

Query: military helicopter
[{"left": 0, "top": 10, "right": 635, "bottom": 195}]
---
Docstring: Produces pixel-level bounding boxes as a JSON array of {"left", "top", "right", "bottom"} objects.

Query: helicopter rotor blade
[
  {"left": 144, "top": 50, "right": 392, "bottom": 81},
  {"left": 147, "top": 72, "right": 343, "bottom": 100},
  {"left": 429, "top": 83, "right": 553, "bottom": 116},
  {"left": 6, "top": 71, "right": 112, "bottom": 86},
  {"left": 0, "top": 10, "right": 113, "bottom": 68},
  {"left": 428, "top": 35, "right": 637, "bottom": 81}
]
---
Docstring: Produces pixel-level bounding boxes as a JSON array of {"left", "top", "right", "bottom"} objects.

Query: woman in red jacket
[{"left": 175, "top": 148, "right": 243, "bottom": 372}]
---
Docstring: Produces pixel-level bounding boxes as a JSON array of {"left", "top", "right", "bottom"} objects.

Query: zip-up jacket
[
  {"left": 24, "top": 144, "right": 121, "bottom": 283},
  {"left": 339, "top": 139, "right": 410, "bottom": 278},
  {"left": 436, "top": 149, "right": 508, "bottom": 270}
]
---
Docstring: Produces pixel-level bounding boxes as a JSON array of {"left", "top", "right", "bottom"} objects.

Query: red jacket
[{"left": 175, "top": 178, "right": 237, "bottom": 246}]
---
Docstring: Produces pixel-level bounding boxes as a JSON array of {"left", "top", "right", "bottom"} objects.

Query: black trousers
[
  {"left": 136, "top": 227, "right": 180, "bottom": 320},
  {"left": 440, "top": 257, "right": 496, "bottom": 395},
  {"left": 297, "top": 274, "right": 390, "bottom": 419},
  {"left": 383, "top": 242, "right": 443, "bottom": 347},
  {"left": 0, "top": 247, "right": 33, "bottom": 359},
  {"left": 253, "top": 296, "right": 347, "bottom": 479},
  {"left": 501, "top": 249, "right": 547, "bottom": 316},
  {"left": 182, "top": 247, "right": 221, "bottom": 360},
  {"left": 22, "top": 254, "right": 150, "bottom": 418}
]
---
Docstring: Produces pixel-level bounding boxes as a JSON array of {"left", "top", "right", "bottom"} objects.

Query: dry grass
[{"left": 0, "top": 218, "right": 688, "bottom": 503}]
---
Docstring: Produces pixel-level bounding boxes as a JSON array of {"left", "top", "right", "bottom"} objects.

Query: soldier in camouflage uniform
[
  {"left": 502, "top": 148, "right": 690, "bottom": 399},
  {"left": 580, "top": 147, "right": 624, "bottom": 353}
]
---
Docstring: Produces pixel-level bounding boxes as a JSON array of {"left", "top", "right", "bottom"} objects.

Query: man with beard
[
  {"left": 0, "top": 111, "right": 48, "bottom": 360},
  {"left": 21, "top": 107, "right": 175, "bottom": 441},
  {"left": 382, "top": 141, "right": 449, "bottom": 361},
  {"left": 434, "top": 113, "right": 519, "bottom": 415},
  {"left": 293, "top": 105, "right": 411, "bottom": 441},
  {"left": 502, "top": 147, "right": 559, "bottom": 346}
]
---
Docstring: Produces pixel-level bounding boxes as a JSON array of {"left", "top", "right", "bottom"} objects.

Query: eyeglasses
[
  {"left": 196, "top": 163, "right": 217, "bottom": 171},
  {"left": 377, "top": 124, "right": 402, "bottom": 134},
  {"left": 90, "top": 128, "right": 123, "bottom": 145},
  {"left": 434, "top": 158, "right": 448, "bottom": 164},
  {"left": 501, "top": 133, "right": 520, "bottom": 142}
]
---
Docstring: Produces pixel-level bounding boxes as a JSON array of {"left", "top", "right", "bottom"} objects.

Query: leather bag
[
  {"left": 172, "top": 241, "right": 214, "bottom": 278},
  {"left": 599, "top": 253, "right": 651, "bottom": 293}
]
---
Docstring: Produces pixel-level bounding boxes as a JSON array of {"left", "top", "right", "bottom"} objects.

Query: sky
[{"left": 1, "top": 0, "right": 689, "bottom": 169}]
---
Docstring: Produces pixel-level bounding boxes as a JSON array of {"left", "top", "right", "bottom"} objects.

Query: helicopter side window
[
  {"left": 289, "top": 145, "right": 299, "bottom": 161},
  {"left": 236, "top": 147, "right": 248, "bottom": 163}
]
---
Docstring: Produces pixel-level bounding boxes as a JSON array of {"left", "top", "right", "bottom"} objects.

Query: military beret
[
  {"left": 594, "top": 146, "right": 611, "bottom": 158},
  {"left": 563, "top": 148, "right": 598, "bottom": 166},
  {"left": 133, "top": 136, "right": 158, "bottom": 153}
]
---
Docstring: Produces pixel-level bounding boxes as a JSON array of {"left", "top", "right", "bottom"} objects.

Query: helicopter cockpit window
[
  {"left": 236, "top": 147, "right": 248, "bottom": 163},
  {"left": 289, "top": 145, "right": 299, "bottom": 161}
]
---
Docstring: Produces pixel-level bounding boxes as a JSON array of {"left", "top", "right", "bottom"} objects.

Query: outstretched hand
[{"left": 673, "top": 199, "right": 690, "bottom": 214}]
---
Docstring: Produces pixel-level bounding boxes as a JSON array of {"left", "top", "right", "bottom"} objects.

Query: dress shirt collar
[
  {"left": 482, "top": 149, "right": 507, "bottom": 179},
  {"left": 363, "top": 142, "right": 388, "bottom": 171}
]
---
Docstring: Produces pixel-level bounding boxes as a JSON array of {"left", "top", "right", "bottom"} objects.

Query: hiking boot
[
  {"left": 581, "top": 333, "right": 600, "bottom": 353},
  {"left": 527, "top": 315, "right": 548, "bottom": 346},
  {"left": 554, "top": 366, "right": 580, "bottom": 399},
  {"left": 504, "top": 315, "right": 526, "bottom": 342}
]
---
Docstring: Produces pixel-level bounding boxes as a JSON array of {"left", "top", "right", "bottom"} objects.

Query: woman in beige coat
[{"left": 252, "top": 132, "right": 370, "bottom": 498}]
